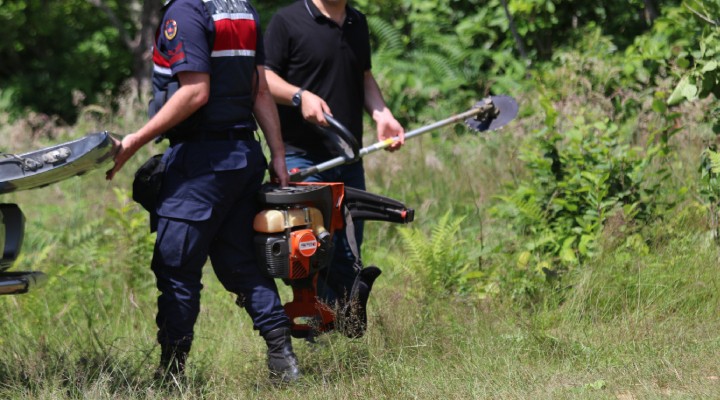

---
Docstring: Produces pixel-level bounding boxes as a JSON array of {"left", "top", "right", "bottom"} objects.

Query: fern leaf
[
  {"left": 707, "top": 149, "right": 720, "bottom": 174},
  {"left": 367, "top": 16, "right": 404, "bottom": 52}
]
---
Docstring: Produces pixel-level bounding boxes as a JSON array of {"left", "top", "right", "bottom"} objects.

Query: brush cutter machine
[
  {"left": 254, "top": 181, "right": 412, "bottom": 338},
  {"left": 253, "top": 96, "right": 518, "bottom": 338}
]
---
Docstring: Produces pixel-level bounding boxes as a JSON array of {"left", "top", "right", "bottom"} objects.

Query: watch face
[{"left": 292, "top": 90, "right": 302, "bottom": 107}]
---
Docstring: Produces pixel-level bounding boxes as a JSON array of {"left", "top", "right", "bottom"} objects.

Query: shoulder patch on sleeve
[{"left": 164, "top": 19, "right": 178, "bottom": 40}]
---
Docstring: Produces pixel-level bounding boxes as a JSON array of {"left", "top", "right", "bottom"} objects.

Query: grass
[
  {"left": 5, "top": 276, "right": 720, "bottom": 399},
  {"left": 2, "top": 64, "right": 720, "bottom": 398},
  {"left": 3, "top": 202, "right": 720, "bottom": 399}
]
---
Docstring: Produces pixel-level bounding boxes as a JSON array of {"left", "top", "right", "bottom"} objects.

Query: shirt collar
[{"left": 303, "top": 0, "right": 356, "bottom": 25}]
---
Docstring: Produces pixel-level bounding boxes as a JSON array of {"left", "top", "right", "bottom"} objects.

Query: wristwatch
[{"left": 291, "top": 89, "right": 304, "bottom": 108}]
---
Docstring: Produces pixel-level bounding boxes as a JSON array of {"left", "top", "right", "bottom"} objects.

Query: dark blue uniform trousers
[
  {"left": 285, "top": 153, "right": 365, "bottom": 305},
  {"left": 152, "top": 139, "right": 289, "bottom": 348}
]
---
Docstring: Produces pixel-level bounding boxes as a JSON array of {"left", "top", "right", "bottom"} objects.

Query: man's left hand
[
  {"left": 270, "top": 155, "right": 290, "bottom": 187},
  {"left": 106, "top": 133, "right": 141, "bottom": 180},
  {"left": 374, "top": 109, "right": 405, "bottom": 152}
]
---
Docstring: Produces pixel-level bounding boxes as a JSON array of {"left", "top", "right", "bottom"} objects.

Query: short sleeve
[
  {"left": 360, "top": 14, "right": 372, "bottom": 71},
  {"left": 156, "top": 1, "right": 212, "bottom": 75},
  {"left": 253, "top": 6, "right": 265, "bottom": 66},
  {"left": 263, "top": 13, "right": 289, "bottom": 74}
]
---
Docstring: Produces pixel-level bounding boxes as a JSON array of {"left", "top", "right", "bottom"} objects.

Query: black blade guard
[{"left": 465, "top": 95, "right": 519, "bottom": 132}]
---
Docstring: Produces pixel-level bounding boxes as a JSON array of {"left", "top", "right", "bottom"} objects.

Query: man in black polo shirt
[{"left": 264, "top": 0, "right": 405, "bottom": 332}]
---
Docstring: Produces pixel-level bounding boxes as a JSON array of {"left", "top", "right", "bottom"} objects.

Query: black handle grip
[{"left": 323, "top": 113, "right": 360, "bottom": 161}]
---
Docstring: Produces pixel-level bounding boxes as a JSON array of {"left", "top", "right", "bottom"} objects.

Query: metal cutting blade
[{"left": 465, "top": 95, "right": 519, "bottom": 132}]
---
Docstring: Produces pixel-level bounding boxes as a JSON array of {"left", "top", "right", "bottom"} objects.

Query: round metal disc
[{"left": 465, "top": 95, "right": 519, "bottom": 132}]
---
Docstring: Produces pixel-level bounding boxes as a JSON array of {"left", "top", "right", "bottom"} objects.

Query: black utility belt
[{"left": 169, "top": 129, "right": 256, "bottom": 145}]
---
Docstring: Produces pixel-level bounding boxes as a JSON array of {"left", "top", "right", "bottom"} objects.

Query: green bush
[{"left": 493, "top": 110, "right": 677, "bottom": 266}]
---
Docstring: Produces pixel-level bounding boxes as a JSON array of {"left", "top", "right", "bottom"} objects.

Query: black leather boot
[
  {"left": 263, "top": 327, "right": 301, "bottom": 383},
  {"left": 155, "top": 344, "right": 190, "bottom": 381},
  {"left": 340, "top": 265, "right": 382, "bottom": 338}
]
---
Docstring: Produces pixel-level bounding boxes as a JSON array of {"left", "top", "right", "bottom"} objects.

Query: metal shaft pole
[{"left": 291, "top": 106, "right": 484, "bottom": 181}]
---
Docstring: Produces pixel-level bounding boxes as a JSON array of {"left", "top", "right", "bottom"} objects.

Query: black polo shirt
[{"left": 264, "top": 0, "right": 371, "bottom": 159}]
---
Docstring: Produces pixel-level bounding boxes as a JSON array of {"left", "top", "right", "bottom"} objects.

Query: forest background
[{"left": 2, "top": 0, "right": 720, "bottom": 398}]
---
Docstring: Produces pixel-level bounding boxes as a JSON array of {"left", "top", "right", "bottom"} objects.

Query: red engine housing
[
  {"left": 254, "top": 183, "right": 345, "bottom": 336},
  {"left": 253, "top": 182, "right": 414, "bottom": 337}
]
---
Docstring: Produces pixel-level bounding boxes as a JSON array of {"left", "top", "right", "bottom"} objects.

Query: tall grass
[{"left": 2, "top": 56, "right": 720, "bottom": 398}]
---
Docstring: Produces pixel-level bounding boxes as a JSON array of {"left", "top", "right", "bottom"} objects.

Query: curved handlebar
[{"left": 322, "top": 113, "right": 360, "bottom": 161}]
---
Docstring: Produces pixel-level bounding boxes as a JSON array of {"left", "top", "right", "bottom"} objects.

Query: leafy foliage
[
  {"left": 490, "top": 75, "right": 680, "bottom": 287},
  {"left": 667, "top": 18, "right": 720, "bottom": 106},
  {"left": 699, "top": 148, "right": 720, "bottom": 242},
  {"left": 0, "top": 0, "right": 683, "bottom": 124},
  {"left": 398, "top": 213, "right": 470, "bottom": 295},
  {"left": 664, "top": 1, "right": 720, "bottom": 246},
  {"left": 665, "top": 1, "right": 720, "bottom": 118},
  {"left": 0, "top": 0, "right": 133, "bottom": 122}
]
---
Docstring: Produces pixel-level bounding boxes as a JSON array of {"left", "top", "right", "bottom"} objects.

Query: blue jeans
[{"left": 285, "top": 153, "right": 365, "bottom": 305}]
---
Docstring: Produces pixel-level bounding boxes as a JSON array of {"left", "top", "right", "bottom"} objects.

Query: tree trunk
[
  {"left": 643, "top": 0, "right": 659, "bottom": 24},
  {"left": 134, "top": 0, "right": 160, "bottom": 96},
  {"left": 499, "top": 0, "right": 528, "bottom": 60},
  {"left": 87, "top": 0, "right": 160, "bottom": 97}
]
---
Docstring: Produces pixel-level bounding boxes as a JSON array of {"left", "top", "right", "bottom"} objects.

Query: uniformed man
[{"left": 107, "top": 0, "right": 300, "bottom": 383}]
